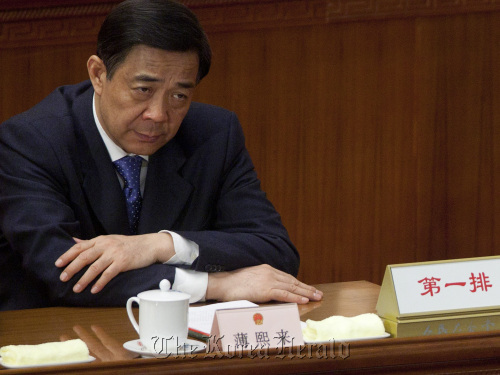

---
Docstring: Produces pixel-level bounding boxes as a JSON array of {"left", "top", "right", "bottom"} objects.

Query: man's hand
[
  {"left": 206, "top": 264, "right": 323, "bottom": 304},
  {"left": 55, "top": 233, "right": 175, "bottom": 294}
]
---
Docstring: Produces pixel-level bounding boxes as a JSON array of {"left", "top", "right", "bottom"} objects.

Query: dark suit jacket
[{"left": 0, "top": 81, "right": 299, "bottom": 310}]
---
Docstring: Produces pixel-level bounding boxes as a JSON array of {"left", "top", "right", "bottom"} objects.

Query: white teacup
[{"left": 126, "top": 282, "right": 190, "bottom": 355}]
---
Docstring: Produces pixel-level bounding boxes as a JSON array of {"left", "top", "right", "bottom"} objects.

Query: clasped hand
[{"left": 55, "top": 233, "right": 174, "bottom": 294}]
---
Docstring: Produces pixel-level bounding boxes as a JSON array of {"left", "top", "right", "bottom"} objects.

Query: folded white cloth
[
  {"left": 0, "top": 339, "right": 89, "bottom": 366},
  {"left": 302, "top": 313, "right": 385, "bottom": 341}
]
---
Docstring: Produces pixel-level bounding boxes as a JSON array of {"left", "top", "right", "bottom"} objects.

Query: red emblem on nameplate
[{"left": 253, "top": 313, "right": 263, "bottom": 325}]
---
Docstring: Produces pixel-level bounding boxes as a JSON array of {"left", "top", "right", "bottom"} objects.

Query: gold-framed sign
[{"left": 376, "top": 256, "right": 500, "bottom": 337}]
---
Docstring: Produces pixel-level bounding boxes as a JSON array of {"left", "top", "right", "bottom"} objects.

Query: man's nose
[{"left": 144, "top": 98, "right": 168, "bottom": 123}]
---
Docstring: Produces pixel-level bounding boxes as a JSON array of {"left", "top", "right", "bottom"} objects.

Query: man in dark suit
[{"left": 0, "top": 0, "right": 322, "bottom": 310}]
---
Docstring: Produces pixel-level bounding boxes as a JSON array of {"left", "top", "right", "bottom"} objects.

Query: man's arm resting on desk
[
  {"left": 206, "top": 264, "right": 323, "bottom": 304},
  {"left": 56, "top": 232, "right": 322, "bottom": 304},
  {"left": 172, "top": 264, "right": 323, "bottom": 304},
  {"left": 171, "top": 264, "right": 323, "bottom": 304}
]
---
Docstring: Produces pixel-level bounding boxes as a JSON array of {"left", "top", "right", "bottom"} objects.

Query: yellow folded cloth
[
  {"left": 0, "top": 339, "right": 89, "bottom": 366},
  {"left": 302, "top": 313, "right": 385, "bottom": 341}
]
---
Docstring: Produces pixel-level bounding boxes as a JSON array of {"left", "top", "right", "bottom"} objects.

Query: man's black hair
[{"left": 97, "top": 0, "right": 211, "bottom": 82}]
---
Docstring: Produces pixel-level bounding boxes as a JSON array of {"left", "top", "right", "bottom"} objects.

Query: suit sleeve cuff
[{"left": 172, "top": 268, "right": 208, "bottom": 303}]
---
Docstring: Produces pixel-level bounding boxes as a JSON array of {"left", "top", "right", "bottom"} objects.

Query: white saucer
[
  {"left": 123, "top": 339, "right": 206, "bottom": 358},
  {"left": 0, "top": 356, "right": 95, "bottom": 369}
]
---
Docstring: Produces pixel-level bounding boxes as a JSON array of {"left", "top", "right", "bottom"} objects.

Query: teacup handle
[{"left": 126, "top": 297, "right": 140, "bottom": 335}]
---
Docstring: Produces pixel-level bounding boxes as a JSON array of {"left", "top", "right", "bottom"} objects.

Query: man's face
[{"left": 92, "top": 45, "right": 199, "bottom": 155}]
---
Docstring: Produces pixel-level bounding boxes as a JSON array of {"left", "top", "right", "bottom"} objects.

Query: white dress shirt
[{"left": 92, "top": 95, "right": 207, "bottom": 302}]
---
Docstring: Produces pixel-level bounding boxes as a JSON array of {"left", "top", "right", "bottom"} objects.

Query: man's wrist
[
  {"left": 206, "top": 272, "right": 227, "bottom": 301},
  {"left": 153, "top": 232, "right": 175, "bottom": 263}
]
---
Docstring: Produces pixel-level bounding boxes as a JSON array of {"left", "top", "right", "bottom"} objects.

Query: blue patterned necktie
[{"left": 113, "top": 155, "right": 143, "bottom": 234}]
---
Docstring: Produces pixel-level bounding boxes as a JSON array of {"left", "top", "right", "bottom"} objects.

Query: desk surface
[{"left": 1, "top": 281, "right": 499, "bottom": 374}]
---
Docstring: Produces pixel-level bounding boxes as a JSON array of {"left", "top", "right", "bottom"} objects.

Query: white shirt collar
[{"left": 92, "top": 93, "right": 149, "bottom": 162}]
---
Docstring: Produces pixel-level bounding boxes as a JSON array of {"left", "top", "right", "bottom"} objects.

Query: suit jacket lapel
[
  {"left": 139, "top": 140, "right": 193, "bottom": 233},
  {"left": 72, "top": 85, "right": 130, "bottom": 235}
]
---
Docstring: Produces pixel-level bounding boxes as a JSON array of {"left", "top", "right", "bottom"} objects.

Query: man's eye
[
  {"left": 136, "top": 87, "right": 151, "bottom": 93},
  {"left": 173, "top": 93, "right": 187, "bottom": 100}
]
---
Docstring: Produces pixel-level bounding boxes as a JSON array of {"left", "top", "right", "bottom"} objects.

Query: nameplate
[
  {"left": 377, "top": 256, "right": 500, "bottom": 318},
  {"left": 209, "top": 303, "right": 304, "bottom": 352}
]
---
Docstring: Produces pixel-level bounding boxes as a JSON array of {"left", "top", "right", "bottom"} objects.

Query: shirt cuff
[
  {"left": 172, "top": 268, "right": 208, "bottom": 303},
  {"left": 160, "top": 230, "right": 199, "bottom": 265}
]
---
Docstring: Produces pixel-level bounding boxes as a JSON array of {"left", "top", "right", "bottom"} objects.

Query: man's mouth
[{"left": 134, "top": 131, "right": 161, "bottom": 143}]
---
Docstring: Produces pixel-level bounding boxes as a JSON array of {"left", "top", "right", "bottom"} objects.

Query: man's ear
[{"left": 87, "top": 55, "right": 107, "bottom": 95}]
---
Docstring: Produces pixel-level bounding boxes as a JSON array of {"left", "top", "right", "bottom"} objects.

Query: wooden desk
[{"left": 1, "top": 281, "right": 499, "bottom": 374}]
